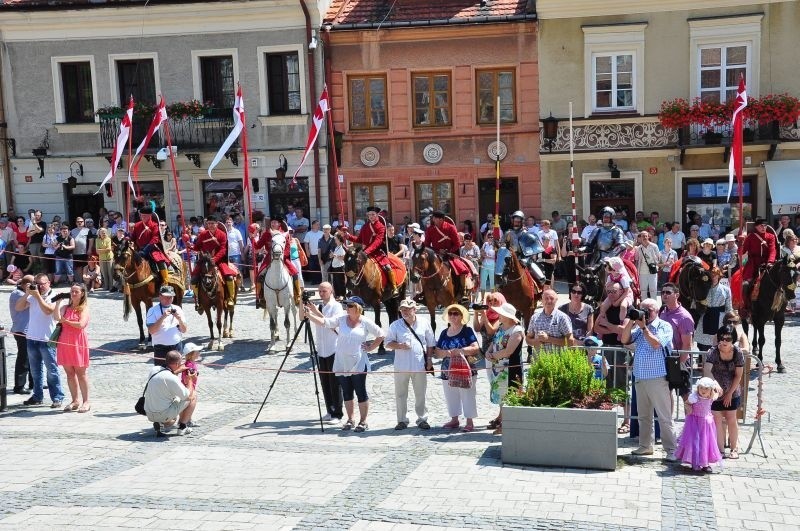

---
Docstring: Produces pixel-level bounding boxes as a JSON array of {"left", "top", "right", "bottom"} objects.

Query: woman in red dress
[{"left": 55, "top": 283, "right": 91, "bottom": 413}]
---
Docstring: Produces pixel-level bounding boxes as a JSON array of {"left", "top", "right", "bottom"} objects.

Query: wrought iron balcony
[{"left": 99, "top": 110, "right": 236, "bottom": 152}]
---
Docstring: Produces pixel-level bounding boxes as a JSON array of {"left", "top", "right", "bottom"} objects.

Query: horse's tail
[{"left": 123, "top": 289, "right": 131, "bottom": 322}]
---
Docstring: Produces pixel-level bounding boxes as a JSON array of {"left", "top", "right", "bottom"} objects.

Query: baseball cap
[
  {"left": 159, "top": 285, "right": 176, "bottom": 296},
  {"left": 182, "top": 342, "right": 203, "bottom": 356}
]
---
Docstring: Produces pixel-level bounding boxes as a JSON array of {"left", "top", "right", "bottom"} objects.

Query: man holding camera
[
  {"left": 9, "top": 274, "right": 35, "bottom": 393},
  {"left": 621, "top": 298, "right": 678, "bottom": 460},
  {"left": 144, "top": 350, "right": 197, "bottom": 436},
  {"left": 307, "top": 282, "right": 345, "bottom": 422},
  {"left": 146, "top": 285, "right": 188, "bottom": 366}
]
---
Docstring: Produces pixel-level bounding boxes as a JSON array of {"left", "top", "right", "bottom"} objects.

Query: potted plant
[
  {"left": 166, "top": 99, "right": 214, "bottom": 119},
  {"left": 96, "top": 105, "right": 124, "bottom": 119},
  {"left": 501, "top": 348, "right": 626, "bottom": 470}
]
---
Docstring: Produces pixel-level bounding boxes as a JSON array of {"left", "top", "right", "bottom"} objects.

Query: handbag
[
  {"left": 641, "top": 248, "right": 658, "bottom": 274},
  {"left": 47, "top": 323, "right": 63, "bottom": 349},
  {"left": 663, "top": 345, "right": 687, "bottom": 390},
  {"left": 135, "top": 368, "right": 169, "bottom": 415},
  {"left": 403, "top": 319, "right": 434, "bottom": 375},
  {"left": 448, "top": 353, "right": 473, "bottom": 389}
]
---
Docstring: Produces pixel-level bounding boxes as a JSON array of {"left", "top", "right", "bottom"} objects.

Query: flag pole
[
  {"left": 236, "top": 84, "right": 257, "bottom": 278},
  {"left": 569, "top": 102, "right": 579, "bottom": 283},
  {"left": 493, "top": 96, "right": 501, "bottom": 240},
  {"left": 325, "top": 91, "right": 343, "bottom": 226}
]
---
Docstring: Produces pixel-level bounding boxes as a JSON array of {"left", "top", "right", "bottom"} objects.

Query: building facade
[
  {"left": 0, "top": 0, "right": 333, "bottom": 225},
  {"left": 323, "top": 0, "right": 539, "bottom": 230},
  {"left": 536, "top": 0, "right": 800, "bottom": 232}
]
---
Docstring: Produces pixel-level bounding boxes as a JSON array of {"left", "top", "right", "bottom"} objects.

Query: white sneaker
[
  {"left": 187, "top": 420, "right": 199, "bottom": 428},
  {"left": 177, "top": 426, "right": 193, "bottom": 436},
  {"left": 322, "top": 413, "right": 333, "bottom": 422}
]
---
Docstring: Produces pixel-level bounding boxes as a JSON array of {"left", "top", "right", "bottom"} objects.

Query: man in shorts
[{"left": 144, "top": 350, "right": 197, "bottom": 436}]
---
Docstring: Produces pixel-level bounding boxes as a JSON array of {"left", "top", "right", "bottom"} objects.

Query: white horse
[{"left": 263, "top": 232, "right": 296, "bottom": 348}]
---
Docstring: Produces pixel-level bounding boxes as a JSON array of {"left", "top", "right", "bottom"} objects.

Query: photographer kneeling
[
  {"left": 621, "top": 299, "right": 678, "bottom": 460},
  {"left": 144, "top": 350, "right": 197, "bottom": 436}
]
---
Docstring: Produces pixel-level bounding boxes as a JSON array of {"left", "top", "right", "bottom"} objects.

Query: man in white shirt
[
  {"left": 303, "top": 220, "right": 324, "bottom": 284},
  {"left": 146, "top": 285, "right": 188, "bottom": 366},
  {"left": 664, "top": 222, "right": 686, "bottom": 255},
  {"left": 144, "top": 350, "right": 197, "bottom": 436},
  {"left": 225, "top": 216, "right": 244, "bottom": 268},
  {"left": 384, "top": 298, "right": 435, "bottom": 430},
  {"left": 581, "top": 214, "right": 598, "bottom": 242},
  {"left": 311, "top": 282, "right": 345, "bottom": 421},
  {"left": 291, "top": 207, "right": 310, "bottom": 237}
]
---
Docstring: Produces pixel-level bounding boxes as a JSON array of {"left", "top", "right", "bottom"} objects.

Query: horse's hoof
[
  {"left": 228, "top": 330, "right": 234, "bottom": 338},
  {"left": 777, "top": 364, "right": 786, "bottom": 373}
]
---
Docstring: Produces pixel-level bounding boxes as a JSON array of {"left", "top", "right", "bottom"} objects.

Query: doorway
[
  {"left": 66, "top": 184, "right": 106, "bottom": 224},
  {"left": 478, "top": 177, "right": 518, "bottom": 231},
  {"left": 588, "top": 180, "right": 635, "bottom": 222}
]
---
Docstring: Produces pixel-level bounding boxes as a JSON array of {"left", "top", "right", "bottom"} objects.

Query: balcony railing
[{"left": 100, "top": 111, "right": 236, "bottom": 152}]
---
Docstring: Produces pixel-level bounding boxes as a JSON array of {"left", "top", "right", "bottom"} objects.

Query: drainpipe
[
  {"left": 299, "top": 0, "right": 322, "bottom": 221},
  {"left": 320, "top": 26, "right": 337, "bottom": 219},
  {"left": 0, "top": 45, "right": 13, "bottom": 212}
]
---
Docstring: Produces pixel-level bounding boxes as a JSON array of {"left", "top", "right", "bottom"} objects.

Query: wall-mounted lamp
[
  {"left": 32, "top": 147, "right": 47, "bottom": 178},
  {"left": 69, "top": 160, "right": 84, "bottom": 177},
  {"left": 275, "top": 154, "right": 288, "bottom": 180},
  {"left": 309, "top": 33, "right": 318, "bottom": 50},
  {"left": 104, "top": 183, "right": 114, "bottom": 198},
  {"left": 225, "top": 150, "right": 239, "bottom": 167},
  {"left": 608, "top": 159, "right": 621, "bottom": 179},
  {"left": 541, "top": 113, "right": 559, "bottom": 153}
]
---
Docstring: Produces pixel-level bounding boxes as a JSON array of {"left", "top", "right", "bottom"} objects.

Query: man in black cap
[
  {"left": 190, "top": 216, "right": 239, "bottom": 310},
  {"left": 740, "top": 217, "right": 777, "bottom": 314},
  {"left": 339, "top": 206, "right": 399, "bottom": 296},
  {"left": 130, "top": 206, "right": 171, "bottom": 286},
  {"left": 424, "top": 210, "right": 472, "bottom": 304}
]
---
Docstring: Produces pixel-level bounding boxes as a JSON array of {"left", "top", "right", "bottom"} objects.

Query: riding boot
[
  {"left": 225, "top": 278, "right": 236, "bottom": 308},
  {"left": 254, "top": 281, "right": 263, "bottom": 309},
  {"left": 159, "top": 268, "right": 169, "bottom": 287},
  {"left": 293, "top": 278, "right": 302, "bottom": 306},
  {"left": 383, "top": 265, "right": 398, "bottom": 297},
  {"left": 191, "top": 283, "right": 201, "bottom": 312},
  {"left": 741, "top": 280, "right": 751, "bottom": 318},
  {"left": 459, "top": 275, "right": 471, "bottom": 306}
]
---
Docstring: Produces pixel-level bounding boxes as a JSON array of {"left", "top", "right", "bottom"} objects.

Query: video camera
[{"left": 301, "top": 290, "right": 312, "bottom": 304}]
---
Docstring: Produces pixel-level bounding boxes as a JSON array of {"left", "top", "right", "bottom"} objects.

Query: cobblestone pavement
[{"left": 1, "top": 283, "right": 798, "bottom": 530}]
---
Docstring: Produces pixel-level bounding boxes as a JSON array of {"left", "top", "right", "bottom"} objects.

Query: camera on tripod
[
  {"left": 627, "top": 307, "right": 646, "bottom": 321},
  {"left": 301, "top": 290, "right": 312, "bottom": 304}
]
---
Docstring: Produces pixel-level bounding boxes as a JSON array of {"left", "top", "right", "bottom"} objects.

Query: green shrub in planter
[{"left": 504, "top": 348, "right": 624, "bottom": 409}]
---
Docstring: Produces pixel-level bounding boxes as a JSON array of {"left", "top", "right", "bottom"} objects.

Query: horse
[
  {"left": 410, "top": 246, "right": 457, "bottom": 332},
  {"left": 263, "top": 232, "right": 296, "bottom": 348},
  {"left": 343, "top": 244, "right": 404, "bottom": 351},
  {"left": 733, "top": 255, "right": 797, "bottom": 372},
  {"left": 195, "top": 252, "right": 239, "bottom": 351},
  {"left": 576, "top": 262, "right": 604, "bottom": 310},
  {"left": 115, "top": 239, "right": 184, "bottom": 349},
  {"left": 672, "top": 257, "right": 713, "bottom": 324},
  {"left": 497, "top": 250, "right": 540, "bottom": 327}
]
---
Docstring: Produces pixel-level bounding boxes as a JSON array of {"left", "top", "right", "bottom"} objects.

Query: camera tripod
[{"left": 253, "top": 317, "right": 325, "bottom": 432}]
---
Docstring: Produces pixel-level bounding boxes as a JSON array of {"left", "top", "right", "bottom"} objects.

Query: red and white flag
[
  {"left": 96, "top": 97, "right": 134, "bottom": 195},
  {"left": 727, "top": 76, "right": 747, "bottom": 202},
  {"left": 128, "top": 97, "right": 168, "bottom": 197},
  {"left": 208, "top": 85, "right": 244, "bottom": 177},
  {"left": 293, "top": 84, "right": 329, "bottom": 184}
]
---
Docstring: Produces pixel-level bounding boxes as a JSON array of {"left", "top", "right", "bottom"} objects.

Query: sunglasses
[
  {"left": 606, "top": 290, "right": 619, "bottom": 295},
  {"left": 661, "top": 291, "right": 675, "bottom": 295},
  {"left": 718, "top": 336, "right": 733, "bottom": 342},
  {"left": 570, "top": 290, "right": 583, "bottom": 295},
  {"left": 447, "top": 311, "right": 462, "bottom": 317},
  {"left": 346, "top": 303, "right": 358, "bottom": 308}
]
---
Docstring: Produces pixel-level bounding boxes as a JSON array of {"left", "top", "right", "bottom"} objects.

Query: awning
[{"left": 765, "top": 160, "right": 800, "bottom": 215}]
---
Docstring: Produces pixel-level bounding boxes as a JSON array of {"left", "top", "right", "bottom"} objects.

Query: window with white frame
[
  {"left": 592, "top": 53, "right": 634, "bottom": 111},
  {"left": 689, "top": 15, "right": 762, "bottom": 102},
  {"left": 51, "top": 56, "right": 98, "bottom": 124},
  {"left": 583, "top": 24, "right": 646, "bottom": 117},
  {"left": 256, "top": 45, "right": 307, "bottom": 117}
]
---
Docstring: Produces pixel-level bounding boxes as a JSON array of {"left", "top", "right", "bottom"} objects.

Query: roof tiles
[{"left": 325, "top": 0, "right": 533, "bottom": 26}]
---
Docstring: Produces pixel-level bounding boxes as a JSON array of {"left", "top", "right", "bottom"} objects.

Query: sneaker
[
  {"left": 50, "top": 400, "right": 63, "bottom": 409},
  {"left": 187, "top": 420, "right": 199, "bottom": 428},
  {"left": 664, "top": 452, "right": 680, "bottom": 462},
  {"left": 322, "top": 413, "right": 333, "bottom": 422},
  {"left": 417, "top": 420, "right": 431, "bottom": 430},
  {"left": 177, "top": 425, "right": 193, "bottom": 436},
  {"left": 394, "top": 422, "right": 408, "bottom": 431},
  {"left": 631, "top": 447, "right": 654, "bottom": 456},
  {"left": 22, "top": 398, "right": 43, "bottom": 406}
]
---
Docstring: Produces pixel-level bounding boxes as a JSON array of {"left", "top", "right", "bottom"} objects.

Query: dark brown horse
[
  {"left": 195, "top": 253, "right": 240, "bottom": 351},
  {"left": 673, "top": 257, "right": 713, "bottom": 324},
  {"left": 498, "top": 250, "right": 540, "bottom": 326},
  {"left": 115, "top": 239, "right": 184, "bottom": 349},
  {"left": 734, "top": 255, "right": 797, "bottom": 372},
  {"left": 343, "top": 245, "right": 404, "bottom": 352},
  {"left": 410, "top": 246, "right": 456, "bottom": 332}
]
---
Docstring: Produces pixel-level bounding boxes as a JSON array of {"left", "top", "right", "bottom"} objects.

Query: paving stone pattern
[{"left": 1, "top": 285, "right": 798, "bottom": 530}]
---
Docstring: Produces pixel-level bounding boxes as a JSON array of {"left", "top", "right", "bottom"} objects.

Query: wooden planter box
[{"left": 501, "top": 406, "right": 618, "bottom": 471}]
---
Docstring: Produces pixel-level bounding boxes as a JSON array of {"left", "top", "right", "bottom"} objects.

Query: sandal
[
  {"left": 342, "top": 419, "right": 354, "bottom": 431},
  {"left": 461, "top": 425, "right": 475, "bottom": 433},
  {"left": 729, "top": 449, "right": 739, "bottom": 459},
  {"left": 487, "top": 418, "right": 501, "bottom": 430},
  {"left": 617, "top": 422, "right": 630, "bottom": 434},
  {"left": 63, "top": 402, "right": 80, "bottom": 412},
  {"left": 77, "top": 404, "right": 91, "bottom": 413},
  {"left": 442, "top": 419, "right": 460, "bottom": 429},
  {"left": 354, "top": 422, "right": 368, "bottom": 433}
]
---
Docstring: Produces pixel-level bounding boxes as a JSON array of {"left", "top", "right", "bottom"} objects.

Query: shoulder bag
[
  {"left": 663, "top": 344, "right": 687, "bottom": 391},
  {"left": 135, "top": 368, "right": 169, "bottom": 415},
  {"left": 403, "top": 319, "right": 434, "bottom": 375}
]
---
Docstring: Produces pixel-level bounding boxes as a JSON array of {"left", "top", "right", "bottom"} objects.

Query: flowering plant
[
  {"left": 657, "top": 98, "right": 692, "bottom": 128},
  {"left": 660, "top": 93, "right": 800, "bottom": 128},
  {"left": 745, "top": 94, "right": 800, "bottom": 125},
  {"left": 95, "top": 105, "right": 124, "bottom": 117},
  {"left": 167, "top": 100, "right": 214, "bottom": 119}
]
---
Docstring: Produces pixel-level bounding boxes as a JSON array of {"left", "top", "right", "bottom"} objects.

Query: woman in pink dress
[
  {"left": 675, "top": 377, "right": 723, "bottom": 472},
  {"left": 55, "top": 283, "right": 91, "bottom": 412}
]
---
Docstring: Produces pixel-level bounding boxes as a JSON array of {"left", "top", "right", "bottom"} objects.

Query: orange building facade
[{"left": 323, "top": 5, "right": 540, "bottom": 230}]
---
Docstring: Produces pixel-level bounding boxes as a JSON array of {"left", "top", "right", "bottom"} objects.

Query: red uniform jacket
[
  {"left": 194, "top": 227, "right": 237, "bottom": 277},
  {"left": 252, "top": 230, "right": 298, "bottom": 276},
  {"left": 425, "top": 221, "right": 461, "bottom": 254},
  {"left": 741, "top": 229, "right": 777, "bottom": 281},
  {"left": 343, "top": 218, "right": 391, "bottom": 268},
  {"left": 130, "top": 219, "right": 168, "bottom": 264}
]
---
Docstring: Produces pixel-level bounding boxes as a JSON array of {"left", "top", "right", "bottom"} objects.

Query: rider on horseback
[
  {"left": 250, "top": 215, "right": 301, "bottom": 308},
  {"left": 131, "top": 206, "right": 171, "bottom": 287},
  {"left": 504, "top": 210, "right": 546, "bottom": 284},
  {"left": 424, "top": 210, "right": 473, "bottom": 304},
  {"left": 339, "top": 206, "right": 400, "bottom": 298},
  {"left": 581, "top": 206, "right": 625, "bottom": 265},
  {"left": 740, "top": 217, "right": 777, "bottom": 314},
  {"left": 190, "top": 216, "right": 238, "bottom": 311}
]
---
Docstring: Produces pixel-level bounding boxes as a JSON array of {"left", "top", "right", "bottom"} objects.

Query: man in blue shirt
[{"left": 621, "top": 298, "right": 678, "bottom": 461}]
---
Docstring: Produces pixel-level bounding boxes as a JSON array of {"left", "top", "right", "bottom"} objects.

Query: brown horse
[
  {"left": 115, "top": 239, "right": 184, "bottom": 349},
  {"left": 195, "top": 253, "right": 240, "bottom": 351},
  {"left": 343, "top": 245, "right": 404, "bottom": 352},
  {"left": 410, "top": 246, "right": 456, "bottom": 332},
  {"left": 498, "top": 250, "right": 540, "bottom": 326}
]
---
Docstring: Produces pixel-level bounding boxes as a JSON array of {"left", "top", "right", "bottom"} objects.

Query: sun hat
[
  {"left": 412, "top": 227, "right": 424, "bottom": 235},
  {"left": 443, "top": 304, "right": 469, "bottom": 325},
  {"left": 181, "top": 342, "right": 203, "bottom": 356},
  {"left": 725, "top": 233, "right": 736, "bottom": 242},
  {"left": 715, "top": 239, "right": 726, "bottom": 246},
  {"left": 492, "top": 303, "right": 520, "bottom": 323},
  {"left": 702, "top": 238, "right": 714, "bottom": 246},
  {"left": 322, "top": 224, "right": 332, "bottom": 230},
  {"left": 399, "top": 298, "right": 417, "bottom": 310}
]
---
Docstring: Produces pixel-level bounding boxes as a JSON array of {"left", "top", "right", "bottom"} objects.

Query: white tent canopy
[{"left": 766, "top": 160, "right": 800, "bottom": 215}]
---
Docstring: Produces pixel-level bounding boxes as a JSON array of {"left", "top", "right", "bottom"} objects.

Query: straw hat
[{"left": 443, "top": 304, "right": 469, "bottom": 325}]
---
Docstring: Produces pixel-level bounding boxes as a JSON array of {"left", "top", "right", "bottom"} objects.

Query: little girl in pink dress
[{"left": 675, "top": 377, "right": 724, "bottom": 472}]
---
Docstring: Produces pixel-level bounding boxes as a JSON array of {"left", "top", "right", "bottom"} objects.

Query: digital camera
[
  {"left": 301, "top": 290, "right": 312, "bottom": 304},
  {"left": 627, "top": 307, "right": 646, "bottom": 321}
]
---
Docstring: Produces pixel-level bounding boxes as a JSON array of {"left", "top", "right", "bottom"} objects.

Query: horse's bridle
[{"left": 412, "top": 249, "right": 446, "bottom": 282}]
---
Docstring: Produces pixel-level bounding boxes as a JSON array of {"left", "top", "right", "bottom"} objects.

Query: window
[
  {"left": 683, "top": 178, "right": 754, "bottom": 231},
  {"left": 351, "top": 183, "right": 390, "bottom": 222},
  {"left": 412, "top": 73, "right": 451, "bottom": 127},
  {"left": 117, "top": 59, "right": 156, "bottom": 105},
  {"left": 349, "top": 75, "right": 387, "bottom": 130},
  {"left": 266, "top": 52, "right": 301, "bottom": 115},
  {"left": 476, "top": 69, "right": 515, "bottom": 124},
  {"left": 593, "top": 53, "right": 634, "bottom": 110},
  {"left": 202, "top": 180, "right": 244, "bottom": 218},
  {"left": 60, "top": 62, "right": 94, "bottom": 123},
  {"left": 415, "top": 181, "right": 454, "bottom": 222},
  {"left": 129, "top": 181, "right": 166, "bottom": 222},
  {"left": 200, "top": 56, "right": 235, "bottom": 113},
  {"left": 699, "top": 45, "right": 748, "bottom": 103}
]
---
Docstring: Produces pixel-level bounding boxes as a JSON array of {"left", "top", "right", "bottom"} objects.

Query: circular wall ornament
[
  {"left": 488, "top": 140, "right": 508, "bottom": 161},
  {"left": 423, "top": 143, "right": 443, "bottom": 164},
  {"left": 360, "top": 146, "right": 380, "bottom": 167}
]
